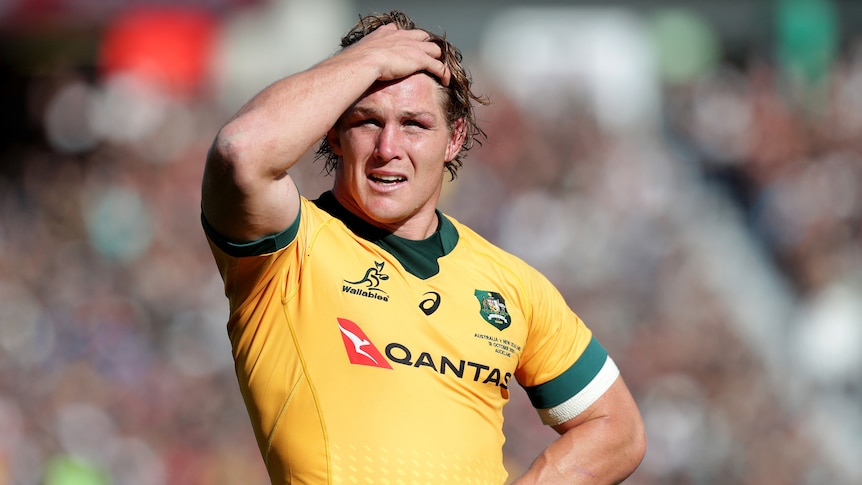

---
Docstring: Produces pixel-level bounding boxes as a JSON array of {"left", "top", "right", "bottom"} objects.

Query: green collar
[{"left": 313, "top": 191, "right": 458, "bottom": 279}]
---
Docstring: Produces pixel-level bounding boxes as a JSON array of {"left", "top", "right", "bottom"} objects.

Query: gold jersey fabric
[{"left": 204, "top": 192, "right": 617, "bottom": 484}]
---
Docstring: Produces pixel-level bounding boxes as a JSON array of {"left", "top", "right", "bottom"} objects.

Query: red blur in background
[{"left": 98, "top": 7, "right": 219, "bottom": 98}]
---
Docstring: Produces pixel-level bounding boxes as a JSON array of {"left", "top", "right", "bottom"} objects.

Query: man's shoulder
[
  {"left": 445, "top": 215, "right": 515, "bottom": 254},
  {"left": 444, "top": 214, "right": 539, "bottom": 275}
]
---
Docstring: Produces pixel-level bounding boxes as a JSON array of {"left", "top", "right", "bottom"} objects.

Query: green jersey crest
[{"left": 475, "top": 290, "right": 511, "bottom": 330}]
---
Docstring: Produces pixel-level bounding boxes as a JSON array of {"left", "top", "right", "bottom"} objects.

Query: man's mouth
[{"left": 369, "top": 174, "right": 406, "bottom": 185}]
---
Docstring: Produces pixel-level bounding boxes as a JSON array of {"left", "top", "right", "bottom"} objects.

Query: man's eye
[{"left": 353, "top": 119, "right": 380, "bottom": 128}]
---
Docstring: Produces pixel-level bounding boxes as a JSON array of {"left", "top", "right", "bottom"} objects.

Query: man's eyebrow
[
  {"left": 347, "top": 106, "right": 437, "bottom": 121},
  {"left": 345, "top": 106, "right": 381, "bottom": 118},
  {"left": 401, "top": 109, "right": 437, "bottom": 120}
]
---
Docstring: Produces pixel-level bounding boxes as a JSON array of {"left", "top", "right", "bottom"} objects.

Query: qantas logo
[
  {"left": 336, "top": 318, "right": 511, "bottom": 390},
  {"left": 337, "top": 318, "right": 392, "bottom": 369}
]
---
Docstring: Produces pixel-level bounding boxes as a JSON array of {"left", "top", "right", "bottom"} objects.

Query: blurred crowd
[{"left": 1, "top": 2, "right": 861, "bottom": 484}]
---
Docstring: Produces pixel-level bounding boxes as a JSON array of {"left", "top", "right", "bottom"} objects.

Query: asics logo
[{"left": 419, "top": 291, "right": 441, "bottom": 315}]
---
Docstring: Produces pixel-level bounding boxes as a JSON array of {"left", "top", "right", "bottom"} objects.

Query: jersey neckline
[{"left": 313, "top": 191, "right": 459, "bottom": 279}]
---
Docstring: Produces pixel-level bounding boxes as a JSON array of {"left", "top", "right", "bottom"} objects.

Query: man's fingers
[
  {"left": 430, "top": 61, "right": 451, "bottom": 86},
  {"left": 414, "top": 34, "right": 450, "bottom": 85},
  {"left": 362, "top": 27, "right": 451, "bottom": 85}
]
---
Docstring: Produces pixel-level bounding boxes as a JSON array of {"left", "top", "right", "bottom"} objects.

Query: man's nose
[{"left": 374, "top": 125, "right": 400, "bottom": 161}]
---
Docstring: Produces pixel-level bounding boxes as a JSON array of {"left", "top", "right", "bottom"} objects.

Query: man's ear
[
  {"left": 327, "top": 128, "right": 343, "bottom": 156},
  {"left": 444, "top": 118, "right": 466, "bottom": 162}
]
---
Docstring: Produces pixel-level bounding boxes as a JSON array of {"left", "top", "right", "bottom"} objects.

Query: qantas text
[{"left": 384, "top": 342, "right": 512, "bottom": 389}]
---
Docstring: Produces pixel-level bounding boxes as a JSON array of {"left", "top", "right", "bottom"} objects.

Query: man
[{"left": 201, "top": 10, "right": 645, "bottom": 484}]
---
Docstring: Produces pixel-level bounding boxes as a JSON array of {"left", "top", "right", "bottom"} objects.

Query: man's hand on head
[{"left": 347, "top": 24, "right": 451, "bottom": 86}]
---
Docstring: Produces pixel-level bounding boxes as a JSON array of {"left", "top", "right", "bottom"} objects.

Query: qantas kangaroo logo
[{"left": 337, "top": 318, "right": 392, "bottom": 369}]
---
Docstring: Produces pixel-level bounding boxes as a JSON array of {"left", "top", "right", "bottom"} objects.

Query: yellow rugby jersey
[{"left": 203, "top": 191, "right": 619, "bottom": 485}]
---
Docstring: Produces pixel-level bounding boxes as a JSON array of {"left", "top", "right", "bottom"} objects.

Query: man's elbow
[
  {"left": 205, "top": 123, "right": 268, "bottom": 197},
  {"left": 207, "top": 123, "right": 250, "bottom": 174}
]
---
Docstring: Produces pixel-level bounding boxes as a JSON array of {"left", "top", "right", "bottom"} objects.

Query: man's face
[{"left": 329, "top": 73, "right": 464, "bottom": 236}]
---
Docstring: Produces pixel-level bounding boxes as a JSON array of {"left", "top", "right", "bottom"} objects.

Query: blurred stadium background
[{"left": 1, "top": 0, "right": 861, "bottom": 483}]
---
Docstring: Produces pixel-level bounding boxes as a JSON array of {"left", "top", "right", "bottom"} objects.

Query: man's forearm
[
  {"left": 513, "top": 420, "right": 642, "bottom": 484},
  {"left": 512, "top": 379, "right": 646, "bottom": 484},
  {"left": 215, "top": 52, "right": 383, "bottom": 178}
]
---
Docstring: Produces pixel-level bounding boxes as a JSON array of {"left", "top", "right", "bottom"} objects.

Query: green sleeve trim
[
  {"left": 523, "top": 336, "right": 609, "bottom": 409},
  {"left": 201, "top": 206, "right": 301, "bottom": 257}
]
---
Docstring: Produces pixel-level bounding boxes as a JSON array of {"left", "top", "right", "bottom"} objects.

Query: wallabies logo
[{"left": 343, "top": 261, "right": 390, "bottom": 301}]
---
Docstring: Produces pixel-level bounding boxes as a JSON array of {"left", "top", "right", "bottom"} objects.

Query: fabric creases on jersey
[{"left": 203, "top": 191, "right": 619, "bottom": 484}]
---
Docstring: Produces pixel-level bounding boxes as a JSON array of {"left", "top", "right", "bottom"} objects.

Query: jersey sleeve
[
  {"left": 201, "top": 197, "right": 317, "bottom": 468},
  {"left": 201, "top": 203, "right": 301, "bottom": 257},
  {"left": 200, "top": 197, "right": 306, "bottom": 331},
  {"left": 515, "top": 266, "right": 619, "bottom": 426}
]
